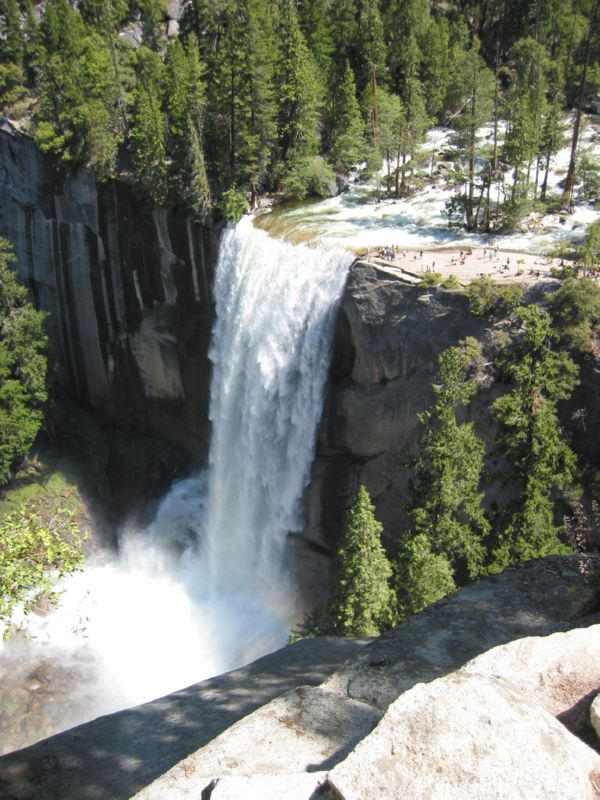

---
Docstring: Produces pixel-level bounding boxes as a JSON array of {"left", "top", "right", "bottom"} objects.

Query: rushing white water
[
  {"left": 266, "top": 117, "right": 600, "bottom": 254},
  {"left": 0, "top": 216, "right": 352, "bottom": 754},
  {"left": 205, "top": 217, "right": 351, "bottom": 603}
]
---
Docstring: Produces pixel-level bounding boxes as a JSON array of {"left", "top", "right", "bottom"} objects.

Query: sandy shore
[{"left": 364, "top": 246, "right": 562, "bottom": 285}]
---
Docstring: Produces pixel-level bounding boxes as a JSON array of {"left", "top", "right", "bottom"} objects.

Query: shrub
[
  {"left": 0, "top": 503, "right": 86, "bottom": 638},
  {"left": 420, "top": 272, "right": 443, "bottom": 287},
  {"left": 441, "top": 274, "right": 461, "bottom": 289},
  {"left": 220, "top": 186, "right": 249, "bottom": 222},
  {"left": 465, "top": 275, "right": 497, "bottom": 316},
  {"left": 0, "top": 239, "right": 48, "bottom": 484},
  {"left": 282, "top": 155, "right": 335, "bottom": 200},
  {"left": 548, "top": 277, "right": 600, "bottom": 352}
]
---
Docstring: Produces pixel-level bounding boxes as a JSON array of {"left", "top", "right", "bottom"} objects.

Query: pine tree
[
  {"left": 408, "top": 341, "right": 489, "bottom": 580},
  {"left": 0, "top": 239, "right": 48, "bottom": 485},
  {"left": 492, "top": 305, "right": 579, "bottom": 569},
  {"left": 0, "top": 0, "right": 24, "bottom": 67},
  {"left": 394, "top": 534, "right": 455, "bottom": 621},
  {"left": 384, "top": 0, "right": 431, "bottom": 99},
  {"left": 131, "top": 49, "right": 168, "bottom": 204},
  {"left": 447, "top": 38, "right": 494, "bottom": 230},
  {"left": 327, "top": 485, "right": 395, "bottom": 637},
  {"left": 420, "top": 17, "right": 450, "bottom": 119},
  {"left": 139, "top": 0, "right": 166, "bottom": 51},
  {"left": 502, "top": 38, "right": 551, "bottom": 208},
  {"left": 328, "top": 0, "right": 358, "bottom": 75},
  {"left": 275, "top": 0, "right": 322, "bottom": 167},
  {"left": 200, "top": 0, "right": 277, "bottom": 198},
  {"left": 297, "top": 0, "right": 333, "bottom": 74},
  {"left": 0, "top": 0, "right": 26, "bottom": 106},
  {"left": 391, "top": 80, "right": 429, "bottom": 197},
  {"left": 562, "top": 0, "right": 599, "bottom": 209},
  {"left": 355, "top": 0, "right": 387, "bottom": 92},
  {"left": 328, "top": 59, "right": 366, "bottom": 170},
  {"left": 539, "top": 97, "right": 565, "bottom": 201},
  {"left": 164, "top": 35, "right": 211, "bottom": 217}
]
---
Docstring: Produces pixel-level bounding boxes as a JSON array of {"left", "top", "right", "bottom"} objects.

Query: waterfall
[
  {"left": 0, "top": 215, "right": 352, "bottom": 753},
  {"left": 204, "top": 217, "right": 352, "bottom": 610}
]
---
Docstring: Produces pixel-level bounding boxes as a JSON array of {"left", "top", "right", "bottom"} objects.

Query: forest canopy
[{"left": 0, "top": 0, "right": 598, "bottom": 223}]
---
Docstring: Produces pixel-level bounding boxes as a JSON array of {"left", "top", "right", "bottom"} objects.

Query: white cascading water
[
  {"left": 204, "top": 216, "right": 352, "bottom": 621},
  {"left": 0, "top": 215, "right": 352, "bottom": 754}
]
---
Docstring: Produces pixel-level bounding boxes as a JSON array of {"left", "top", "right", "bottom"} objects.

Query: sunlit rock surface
[{"left": 2, "top": 556, "right": 597, "bottom": 800}]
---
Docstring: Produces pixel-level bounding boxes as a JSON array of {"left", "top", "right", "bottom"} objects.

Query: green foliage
[
  {"left": 497, "top": 283, "right": 525, "bottom": 314},
  {"left": 0, "top": 239, "right": 48, "bottom": 485},
  {"left": 139, "top": 0, "right": 166, "bottom": 50},
  {"left": 131, "top": 48, "right": 167, "bottom": 203},
  {"left": 577, "top": 152, "right": 600, "bottom": 203},
  {"left": 165, "top": 35, "right": 211, "bottom": 219},
  {"left": 466, "top": 276, "right": 523, "bottom": 318},
  {"left": 327, "top": 485, "right": 395, "bottom": 636},
  {"left": 293, "top": 485, "right": 395, "bottom": 639},
  {"left": 581, "top": 220, "right": 600, "bottom": 272},
  {"left": 394, "top": 534, "right": 455, "bottom": 620},
  {"left": 0, "top": 0, "right": 595, "bottom": 217},
  {"left": 327, "top": 59, "right": 366, "bottom": 170},
  {"left": 408, "top": 343, "right": 489, "bottom": 580},
  {"left": 447, "top": 37, "right": 494, "bottom": 230},
  {"left": 548, "top": 276, "right": 600, "bottom": 352},
  {"left": 0, "top": 62, "right": 26, "bottom": 106},
  {"left": 491, "top": 305, "right": 579, "bottom": 568},
  {"left": 465, "top": 275, "right": 499, "bottom": 317},
  {"left": 275, "top": 0, "right": 322, "bottom": 165},
  {"left": 220, "top": 186, "right": 249, "bottom": 222},
  {"left": 281, "top": 155, "right": 335, "bottom": 200},
  {"left": 420, "top": 272, "right": 442, "bottom": 287},
  {"left": 0, "top": 502, "right": 85, "bottom": 637},
  {"left": 441, "top": 274, "right": 460, "bottom": 289}
]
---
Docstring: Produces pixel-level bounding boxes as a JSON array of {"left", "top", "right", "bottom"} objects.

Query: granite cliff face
[
  {"left": 305, "top": 261, "right": 489, "bottom": 549},
  {"left": 0, "top": 122, "right": 217, "bottom": 459},
  {"left": 306, "top": 260, "right": 600, "bottom": 551}
]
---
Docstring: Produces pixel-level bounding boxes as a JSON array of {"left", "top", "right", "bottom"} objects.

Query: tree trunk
[
  {"left": 400, "top": 153, "right": 407, "bottom": 196},
  {"left": 467, "top": 76, "right": 476, "bottom": 230},
  {"left": 562, "top": 0, "right": 599, "bottom": 210},
  {"left": 540, "top": 150, "right": 551, "bottom": 200}
]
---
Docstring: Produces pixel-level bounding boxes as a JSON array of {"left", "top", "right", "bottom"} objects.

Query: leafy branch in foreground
[{"left": 0, "top": 501, "right": 86, "bottom": 638}]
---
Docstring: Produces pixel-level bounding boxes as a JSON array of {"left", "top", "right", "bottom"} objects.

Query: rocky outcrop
[
  {"left": 0, "top": 122, "right": 218, "bottom": 459},
  {"left": 130, "top": 558, "right": 600, "bottom": 800},
  {"left": 328, "top": 657, "right": 600, "bottom": 800},
  {"left": 306, "top": 261, "right": 490, "bottom": 549},
  {"left": 2, "top": 556, "right": 597, "bottom": 799},
  {"left": 0, "top": 636, "right": 370, "bottom": 800},
  {"left": 307, "top": 261, "right": 600, "bottom": 551}
]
